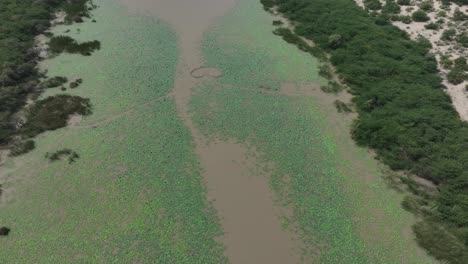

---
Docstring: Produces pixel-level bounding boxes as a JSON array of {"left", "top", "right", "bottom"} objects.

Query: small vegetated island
[{"left": 262, "top": 0, "right": 467, "bottom": 263}]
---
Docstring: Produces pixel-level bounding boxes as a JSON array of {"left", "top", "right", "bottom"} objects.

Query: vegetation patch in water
[
  {"left": 45, "top": 148, "right": 80, "bottom": 163},
  {"left": 42, "top": 76, "right": 68, "bottom": 88},
  {"left": 21, "top": 95, "right": 92, "bottom": 138},
  {"left": 49, "top": 36, "right": 101, "bottom": 56}
]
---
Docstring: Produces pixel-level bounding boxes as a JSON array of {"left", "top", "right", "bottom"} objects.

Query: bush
[
  {"left": 49, "top": 36, "right": 101, "bottom": 56},
  {"left": 63, "top": 0, "right": 92, "bottom": 24},
  {"left": 400, "top": 15, "right": 412, "bottom": 24},
  {"left": 453, "top": 9, "right": 468, "bottom": 21},
  {"left": 69, "top": 78, "right": 83, "bottom": 89},
  {"left": 447, "top": 69, "right": 467, "bottom": 85},
  {"left": 424, "top": 22, "right": 439, "bottom": 30},
  {"left": 419, "top": 1, "right": 433, "bottom": 12},
  {"left": 441, "top": 29, "right": 457, "bottom": 41},
  {"left": 0, "top": 227, "right": 10, "bottom": 236},
  {"left": 334, "top": 100, "right": 352, "bottom": 113},
  {"left": 364, "top": 0, "right": 382, "bottom": 10},
  {"left": 413, "top": 221, "right": 468, "bottom": 263},
  {"left": 9, "top": 140, "right": 35, "bottom": 157},
  {"left": 46, "top": 148, "right": 80, "bottom": 163},
  {"left": 457, "top": 33, "right": 468, "bottom": 48},
  {"left": 272, "top": 20, "right": 283, "bottom": 26},
  {"left": 43, "top": 76, "right": 68, "bottom": 88},
  {"left": 20, "top": 95, "right": 92, "bottom": 138},
  {"left": 319, "top": 64, "right": 333, "bottom": 79},
  {"left": 397, "top": 0, "right": 410, "bottom": 5},
  {"left": 321, "top": 81, "right": 344, "bottom": 93},
  {"left": 412, "top": 10, "right": 430, "bottom": 22},
  {"left": 382, "top": 0, "right": 401, "bottom": 14}
]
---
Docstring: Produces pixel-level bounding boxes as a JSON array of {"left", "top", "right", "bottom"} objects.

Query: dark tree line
[
  {"left": 262, "top": 0, "right": 468, "bottom": 262},
  {"left": 0, "top": 0, "right": 94, "bottom": 151}
]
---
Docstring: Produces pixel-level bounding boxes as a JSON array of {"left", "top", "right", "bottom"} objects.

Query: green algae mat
[
  {"left": 191, "top": 0, "right": 436, "bottom": 263},
  {"left": 0, "top": 0, "right": 225, "bottom": 263},
  {"left": 0, "top": 0, "right": 437, "bottom": 263}
]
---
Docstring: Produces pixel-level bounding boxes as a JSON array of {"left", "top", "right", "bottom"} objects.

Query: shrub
[
  {"left": 413, "top": 221, "right": 468, "bottom": 263},
  {"left": 437, "top": 11, "right": 447, "bottom": 18},
  {"left": 382, "top": 0, "right": 401, "bottom": 14},
  {"left": 457, "top": 33, "right": 468, "bottom": 48},
  {"left": 321, "top": 81, "right": 344, "bottom": 93},
  {"left": 49, "top": 36, "right": 101, "bottom": 56},
  {"left": 9, "top": 140, "right": 35, "bottom": 157},
  {"left": 46, "top": 148, "right": 80, "bottom": 164},
  {"left": 453, "top": 9, "right": 468, "bottom": 21},
  {"left": 412, "top": 10, "right": 430, "bottom": 22},
  {"left": 319, "top": 64, "right": 333, "bottom": 79},
  {"left": 43, "top": 76, "right": 68, "bottom": 88},
  {"left": 63, "top": 0, "right": 92, "bottom": 24},
  {"left": 334, "top": 100, "right": 352, "bottom": 113},
  {"left": 365, "top": 0, "right": 383, "bottom": 10},
  {"left": 0, "top": 227, "right": 10, "bottom": 236},
  {"left": 397, "top": 0, "right": 410, "bottom": 5},
  {"left": 447, "top": 69, "right": 467, "bottom": 85},
  {"left": 440, "top": 55, "right": 453, "bottom": 69},
  {"left": 272, "top": 20, "right": 283, "bottom": 26},
  {"left": 424, "top": 22, "right": 439, "bottom": 30},
  {"left": 419, "top": 1, "right": 433, "bottom": 12},
  {"left": 400, "top": 15, "right": 412, "bottom": 24},
  {"left": 441, "top": 29, "right": 457, "bottom": 41},
  {"left": 454, "top": 58, "right": 467, "bottom": 69},
  {"left": 20, "top": 95, "right": 92, "bottom": 138}
]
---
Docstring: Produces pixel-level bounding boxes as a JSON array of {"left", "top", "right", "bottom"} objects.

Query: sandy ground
[
  {"left": 34, "top": 11, "right": 67, "bottom": 59},
  {"left": 120, "top": 0, "right": 302, "bottom": 263},
  {"left": 354, "top": 0, "right": 468, "bottom": 120}
]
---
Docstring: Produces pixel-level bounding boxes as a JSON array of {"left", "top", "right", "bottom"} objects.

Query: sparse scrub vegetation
[
  {"left": 441, "top": 28, "right": 457, "bottom": 41},
  {"left": 334, "top": 100, "right": 353, "bottom": 113},
  {"left": 45, "top": 148, "right": 79, "bottom": 163},
  {"left": 69, "top": 78, "right": 83, "bottom": 89},
  {"left": 321, "top": 80, "right": 344, "bottom": 93}
]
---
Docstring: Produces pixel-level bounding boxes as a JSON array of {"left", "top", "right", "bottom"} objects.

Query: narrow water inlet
[{"left": 120, "top": 0, "right": 302, "bottom": 263}]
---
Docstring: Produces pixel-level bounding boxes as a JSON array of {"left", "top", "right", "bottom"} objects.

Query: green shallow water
[
  {"left": 0, "top": 0, "right": 436, "bottom": 263},
  {"left": 193, "top": 0, "right": 435, "bottom": 263},
  {"left": 0, "top": 0, "right": 225, "bottom": 263}
]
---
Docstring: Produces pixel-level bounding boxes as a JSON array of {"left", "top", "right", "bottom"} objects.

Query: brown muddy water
[{"left": 120, "top": 0, "right": 301, "bottom": 263}]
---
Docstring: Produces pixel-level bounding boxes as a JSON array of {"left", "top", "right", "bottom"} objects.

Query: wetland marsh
[{"left": 0, "top": 0, "right": 437, "bottom": 263}]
